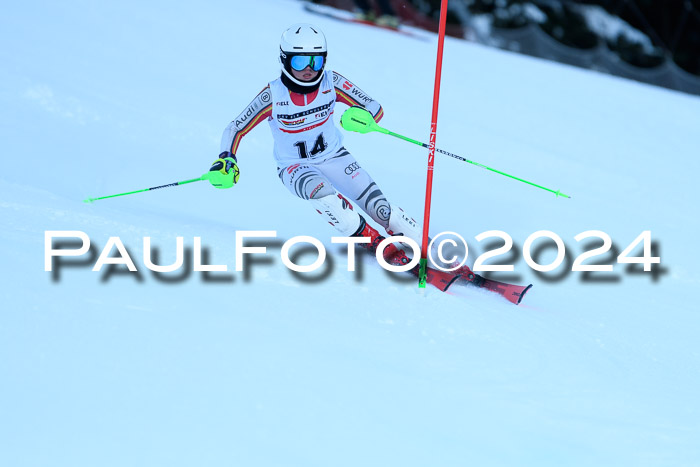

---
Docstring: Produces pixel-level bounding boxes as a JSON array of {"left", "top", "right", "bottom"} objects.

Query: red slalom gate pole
[{"left": 419, "top": 0, "right": 449, "bottom": 288}]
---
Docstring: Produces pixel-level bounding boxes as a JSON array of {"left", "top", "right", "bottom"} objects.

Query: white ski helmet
[{"left": 279, "top": 23, "right": 328, "bottom": 87}]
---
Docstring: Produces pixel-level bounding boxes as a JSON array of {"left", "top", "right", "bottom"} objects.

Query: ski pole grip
[{"left": 341, "top": 107, "right": 380, "bottom": 134}]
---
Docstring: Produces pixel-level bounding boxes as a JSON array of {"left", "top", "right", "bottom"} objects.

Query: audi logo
[{"left": 344, "top": 162, "right": 360, "bottom": 175}]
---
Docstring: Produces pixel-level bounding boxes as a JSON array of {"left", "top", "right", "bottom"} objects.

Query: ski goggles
[{"left": 290, "top": 55, "right": 325, "bottom": 72}]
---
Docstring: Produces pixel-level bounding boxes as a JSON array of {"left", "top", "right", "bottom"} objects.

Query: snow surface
[{"left": 1, "top": 0, "right": 700, "bottom": 465}]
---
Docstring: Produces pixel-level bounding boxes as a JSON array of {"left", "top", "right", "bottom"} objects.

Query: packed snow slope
[{"left": 1, "top": 1, "right": 700, "bottom": 465}]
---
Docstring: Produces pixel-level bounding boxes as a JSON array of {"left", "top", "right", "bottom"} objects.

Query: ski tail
[{"left": 473, "top": 275, "right": 533, "bottom": 305}]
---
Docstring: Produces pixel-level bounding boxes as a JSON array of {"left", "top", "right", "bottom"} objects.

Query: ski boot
[
  {"left": 448, "top": 262, "right": 484, "bottom": 286},
  {"left": 353, "top": 217, "right": 411, "bottom": 266}
]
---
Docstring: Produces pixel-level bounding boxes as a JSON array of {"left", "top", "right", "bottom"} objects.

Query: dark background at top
[{"left": 314, "top": 0, "right": 700, "bottom": 75}]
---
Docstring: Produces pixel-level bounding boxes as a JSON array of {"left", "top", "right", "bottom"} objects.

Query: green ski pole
[
  {"left": 341, "top": 107, "right": 571, "bottom": 199},
  {"left": 84, "top": 173, "right": 213, "bottom": 203}
]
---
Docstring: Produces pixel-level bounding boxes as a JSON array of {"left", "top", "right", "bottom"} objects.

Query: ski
[
  {"left": 427, "top": 267, "right": 532, "bottom": 305},
  {"left": 302, "top": 3, "right": 429, "bottom": 41},
  {"left": 462, "top": 274, "right": 533, "bottom": 305},
  {"left": 410, "top": 263, "right": 462, "bottom": 292},
  {"left": 384, "top": 252, "right": 532, "bottom": 305}
]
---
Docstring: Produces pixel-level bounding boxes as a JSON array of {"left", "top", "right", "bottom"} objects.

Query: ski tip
[
  {"left": 83, "top": 198, "right": 94, "bottom": 204},
  {"left": 516, "top": 284, "right": 534, "bottom": 305}
]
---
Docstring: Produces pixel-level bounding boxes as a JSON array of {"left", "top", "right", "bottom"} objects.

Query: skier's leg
[
  {"left": 278, "top": 161, "right": 410, "bottom": 263},
  {"left": 318, "top": 149, "right": 422, "bottom": 248},
  {"left": 314, "top": 150, "right": 474, "bottom": 276},
  {"left": 309, "top": 149, "right": 416, "bottom": 264},
  {"left": 387, "top": 206, "right": 474, "bottom": 277},
  {"left": 278, "top": 163, "right": 360, "bottom": 235},
  {"left": 312, "top": 193, "right": 409, "bottom": 264},
  {"left": 316, "top": 148, "right": 392, "bottom": 229},
  {"left": 385, "top": 205, "right": 474, "bottom": 277},
  {"left": 278, "top": 163, "right": 335, "bottom": 200}
]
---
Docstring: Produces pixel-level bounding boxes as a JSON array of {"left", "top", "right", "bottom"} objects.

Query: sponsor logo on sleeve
[
  {"left": 235, "top": 104, "right": 258, "bottom": 129},
  {"left": 350, "top": 88, "right": 372, "bottom": 103}
]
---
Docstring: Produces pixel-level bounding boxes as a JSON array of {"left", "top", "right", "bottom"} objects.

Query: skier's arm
[
  {"left": 332, "top": 71, "right": 384, "bottom": 123},
  {"left": 220, "top": 85, "right": 273, "bottom": 155}
]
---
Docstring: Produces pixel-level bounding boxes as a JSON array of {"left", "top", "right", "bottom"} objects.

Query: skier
[{"left": 208, "top": 23, "right": 473, "bottom": 277}]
